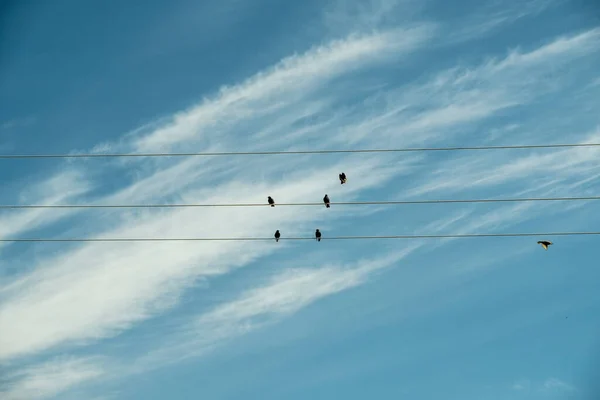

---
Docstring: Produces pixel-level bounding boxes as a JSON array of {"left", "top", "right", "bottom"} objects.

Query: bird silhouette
[
  {"left": 537, "top": 240, "right": 553, "bottom": 250},
  {"left": 268, "top": 196, "right": 275, "bottom": 207},
  {"left": 339, "top": 172, "right": 347, "bottom": 184},
  {"left": 274, "top": 230, "right": 280, "bottom": 242},
  {"left": 323, "top": 194, "right": 330, "bottom": 208},
  {"left": 315, "top": 229, "right": 321, "bottom": 242}
]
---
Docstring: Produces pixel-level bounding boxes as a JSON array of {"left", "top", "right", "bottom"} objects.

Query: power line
[
  {"left": 1, "top": 195, "right": 599, "bottom": 209},
  {"left": 0, "top": 232, "right": 598, "bottom": 242},
  {"left": 1, "top": 143, "right": 599, "bottom": 159}
]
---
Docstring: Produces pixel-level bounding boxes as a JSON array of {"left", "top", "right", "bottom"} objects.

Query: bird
[
  {"left": 339, "top": 172, "right": 347, "bottom": 184},
  {"left": 268, "top": 196, "right": 275, "bottom": 207},
  {"left": 315, "top": 229, "right": 321, "bottom": 242},
  {"left": 323, "top": 194, "right": 330, "bottom": 208},
  {"left": 537, "top": 240, "right": 553, "bottom": 250},
  {"left": 274, "top": 230, "right": 280, "bottom": 242}
]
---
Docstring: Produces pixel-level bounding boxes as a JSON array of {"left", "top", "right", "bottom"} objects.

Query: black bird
[
  {"left": 339, "top": 172, "right": 347, "bottom": 184},
  {"left": 268, "top": 196, "right": 275, "bottom": 207},
  {"left": 274, "top": 230, "right": 281, "bottom": 242},
  {"left": 315, "top": 229, "right": 321, "bottom": 242},
  {"left": 537, "top": 240, "right": 553, "bottom": 250},
  {"left": 323, "top": 194, "right": 330, "bottom": 208}
]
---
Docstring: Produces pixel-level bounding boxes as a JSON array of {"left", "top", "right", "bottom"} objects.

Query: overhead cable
[
  {"left": 1, "top": 195, "right": 599, "bottom": 209},
  {"left": 0, "top": 143, "right": 599, "bottom": 159},
  {"left": 0, "top": 231, "right": 598, "bottom": 242}
]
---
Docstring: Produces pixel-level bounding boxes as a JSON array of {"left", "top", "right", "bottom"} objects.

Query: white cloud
[
  {"left": 0, "top": 170, "right": 91, "bottom": 246},
  {"left": 126, "top": 248, "right": 419, "bottom": 372},
  {"left": 0, "top": 117, "right": 36, "bottom": 131},
  {"left": 512, "top": 378, "right": 575, "bottom": 393},
  {"left": 0, "top": 356, "right": 105, "bottom": 400},
  {"left": 132, "top": 26, "right": 435, "bottom": 152},
  {"left": 489, "top": 28, "right": 599, "bottom": 74},
  {"left": 406, "top": 128, "right": 600, "bottom": 197},
  {"left": 511, "top": 379, "right": 531, "bottom": 391},
  {"left": 542, "top": 378, "right": 575, "bottom": 392},
  {"left": 449, "top": 0, "right": 563, "bottom": 42},
  {"left": 332, "top": 27, "right": 600, "bottom": 151},
  {"left": 322, "top": 0, "right": 425, "bottom": 35}
]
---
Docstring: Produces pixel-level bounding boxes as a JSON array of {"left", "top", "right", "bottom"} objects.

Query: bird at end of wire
[
  {"left": 315, "top": 229, "right": 321, "bottom": 242},
  {"left": 274, "top": 230, "right": 280, "bottom": 242},
  {"left": 268, "top": 196, "right": 275, "bottom": 207},
  {"left": 323, "top": 195, "right": 330, "bottom": 208}
]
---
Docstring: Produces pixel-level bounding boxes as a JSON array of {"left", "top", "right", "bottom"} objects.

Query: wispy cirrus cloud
[
  {"left": 542, "top": 377, "right": 575, "bottom": 392},
  {"left": 328, "top": 27, "right": 600, "bottom": 152},
  {"left": 322, "top": 0, "right": 425, "bottom": 35},
  {"left": 131, "top": 25, "right": 435, "bottom": 153},
  {"left": 405, "top": 128, "right": 600, "bottom": 198},
  {"left": 448, "top": 0, "right": 564, "bottom": 42},
  {"left": 0, "top": 170, "right": 91, "bottom": 260},
  {"left": 0, "top": 356, "right": 105, "bottom": 400},
  {"left": 127, "top": 249, "right": 419, "bottom": 372},
  {"left": 0, "top": 116, "right": 36, "bottom": 131},
  {"left": 511, "top": 377, "right": 575, "bottom": 393}
]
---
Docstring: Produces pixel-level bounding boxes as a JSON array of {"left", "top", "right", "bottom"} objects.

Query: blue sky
[{"left": 1, "top": 0, "right": 600, "bottom": 399}]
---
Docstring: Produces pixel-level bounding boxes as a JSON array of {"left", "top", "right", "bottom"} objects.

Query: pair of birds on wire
[
  {"left": 274, "top": 229, "right": 321, "bottom": 242},
  {"left": 270, "top": 173, "right": 346, "bottom": 243},
  {"left": 268, "top": 194, "right": 331, "bottom": 208}
]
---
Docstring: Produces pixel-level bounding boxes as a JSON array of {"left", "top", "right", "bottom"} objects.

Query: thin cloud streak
[
  {"left": 132, "top": 26, "right": 436, "bottom": 152},
  {"left": 124, "top": 248, "right": 420, "bottom": 373},
  {"left": 0, "top": 356, "right": 106, "bottom": 400}
]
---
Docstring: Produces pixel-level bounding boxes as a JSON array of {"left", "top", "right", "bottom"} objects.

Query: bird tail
[
  {"left": 276, "top": 238, "right": 279, "bottom": 242},
  {"left": 326, "top": 204, "right": 330, "bottom": 208},
  {"left": 271, "top": 204, "right": 275, "bottom": 207},
  {"left": 317, "top": 237, "right": 321, "bottom": 242}
]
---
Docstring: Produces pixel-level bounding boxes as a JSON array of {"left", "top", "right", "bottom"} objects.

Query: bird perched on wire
[
  {"left": 537, "top": 240, "right": 553, "bottom": 250},
  {"left": 339, "top": 172, "right": 347, "bottom": 184},
  {"left": 323, "top": 194, "right": 330, "bottom": 208},
  {"left": 268, "top": 196, "right": 275, "bottom": 207},
  {"left": 274, "top": 230, "right": 280, "bottom": 242},
  {"left": 315, "top": 229, "right": 321, "bottom": 242}
]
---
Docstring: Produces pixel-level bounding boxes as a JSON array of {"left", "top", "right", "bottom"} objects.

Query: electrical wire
[
  {"left": 0, "top": 232, "right": 598, "bottom": 242},
  {"left": 0, "top": 143, "right": 599, "bottom": 159},
  {"left": 1, "top": 195, "right": 599, "bottom": 209}
]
